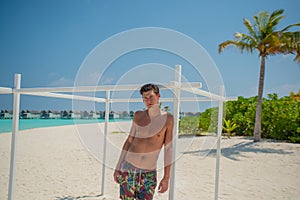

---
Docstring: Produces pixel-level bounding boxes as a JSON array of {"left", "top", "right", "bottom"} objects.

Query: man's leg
[
  {"left": 135, "top": 171, "right": 157, "bottom": 200},
  {"left": 118, "top": 162, "right": 138, "bottom": 199}
]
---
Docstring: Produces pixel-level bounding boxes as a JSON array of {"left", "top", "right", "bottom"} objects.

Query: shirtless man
[{"left": 113, "top": 83, "right": 174, "bottom": 200}]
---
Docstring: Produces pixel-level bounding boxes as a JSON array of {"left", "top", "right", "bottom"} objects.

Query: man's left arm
[{"left": 158, "top": 114, "right": 174, "bottom": 193}]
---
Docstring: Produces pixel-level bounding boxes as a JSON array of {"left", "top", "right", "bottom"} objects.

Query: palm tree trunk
[{"left": 254, "top": 56, "right": 266, "bottom": 142}]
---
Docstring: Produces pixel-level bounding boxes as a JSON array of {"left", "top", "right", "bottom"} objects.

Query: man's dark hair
[{"left": 140, "top": 83, "right": 160, "bottom": 95}]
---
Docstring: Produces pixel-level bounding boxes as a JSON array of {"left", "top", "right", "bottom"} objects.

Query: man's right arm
[
  {"left": 113, "top": 114, "right": 137, "bottom": 183},
  {"left": 114, "top": 134, "right": 134, "bottom": 171}
]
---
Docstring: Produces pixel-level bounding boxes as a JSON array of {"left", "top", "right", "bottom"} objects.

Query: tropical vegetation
[
  {"left": 178, "top": 93, "right": 300, "bottom": 143},
  {"left": 218, "top": 9, "right": 300, "bottom": 142}
]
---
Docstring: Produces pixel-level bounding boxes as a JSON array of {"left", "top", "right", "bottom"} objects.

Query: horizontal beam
[
  {"left": 0, "top": 87, "right": 13, "bottom": 94},
  {"left": 110, "top": 98, "right": 174, "bottom": 103},
  {"left": 13, "top": 82, "right": 202, "bottom": 94},
  {"left": 1, "top": 85, "right": 235, "bottom": 103},
  {"left": 18, "top": 93, "right": 229, "bottom": 103},
  {"left": 22, "top": 92, "right": 106, "bottom": 102},
  {"left": 181, "top": 87, "right": 226, "bottom": 101},
  {"left": 168, "top": 82, "right": 202, "bottom": 89},
  {"left": 110, "top": 97, "right": 225, "bottom": 103}
]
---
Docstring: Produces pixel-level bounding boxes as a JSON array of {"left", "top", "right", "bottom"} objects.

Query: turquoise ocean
[{"left": 0, "top": 118, "right": 131, "bottom": 134}]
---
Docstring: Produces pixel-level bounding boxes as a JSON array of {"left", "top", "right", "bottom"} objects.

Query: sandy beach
[{"left": 0, "top": 121, "right": 299, "bottom": 200}]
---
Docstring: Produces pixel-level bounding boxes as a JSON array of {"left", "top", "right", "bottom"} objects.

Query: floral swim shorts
[{"left": 117, "top": 160, "right": 157, "bottom": 200}]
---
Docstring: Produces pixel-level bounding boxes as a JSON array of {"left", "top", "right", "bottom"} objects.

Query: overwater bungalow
[
  {"left": 69, "top": 111, "right": 82, "bottom": 119},
  {"left": 109, "top": 111, "right": 120, "bottom": 119},
  {"left": 0, "top": 110, "right": 13, "bottom": 119},
  {"left": 20, "top": 110, "right": 41, "bottom": 119},
  {"left": 49, "top": 110, "right": 61, "bottom": 119}
]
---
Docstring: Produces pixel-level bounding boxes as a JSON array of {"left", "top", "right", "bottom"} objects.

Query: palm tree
[{"left": 219, "top": 9, "right": 300, "bottom": 142}]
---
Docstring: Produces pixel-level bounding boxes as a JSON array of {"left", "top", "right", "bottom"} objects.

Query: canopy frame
[{"left": 0, "top": 65, "right": 232, "bottom": 200}]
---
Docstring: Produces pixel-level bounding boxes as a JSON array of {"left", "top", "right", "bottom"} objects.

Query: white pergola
[{"left": 0, "top": 65, "right": 232, "bottom": 200}]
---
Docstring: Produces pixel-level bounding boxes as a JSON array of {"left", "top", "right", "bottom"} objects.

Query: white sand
[{"left": 0, "top": 122, "right": 299, "bottom": 200}]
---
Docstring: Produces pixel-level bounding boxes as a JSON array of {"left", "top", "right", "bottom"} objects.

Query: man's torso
[{"left": 125, "top": 109, "right": 170, "bottom": 170}]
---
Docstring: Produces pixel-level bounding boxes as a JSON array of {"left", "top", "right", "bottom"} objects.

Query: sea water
[{"left": 0, "top": 118, "right": 130, "bottom": 134}]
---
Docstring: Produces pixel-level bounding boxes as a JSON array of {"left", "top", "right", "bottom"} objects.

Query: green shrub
[
  {"left": 195, "top": 93, "right": 300, "bottom": 143},
  {"left": 198, "top": 107, "right": 218, "bottom": 133},
  {"left": 179, "top": 115, "right": 200, "bottom": 135}
]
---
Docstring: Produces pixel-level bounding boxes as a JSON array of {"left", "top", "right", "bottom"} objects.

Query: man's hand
[
  {"left": 113, "top": 169, "right": 120, "bottom": 184},
  {"left": 158, "top": 177, "right": 169, "bottom": 193}
]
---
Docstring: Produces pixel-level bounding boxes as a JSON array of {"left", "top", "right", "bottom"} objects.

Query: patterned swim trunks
[{"left": 117, "top": 160, "right": 157, "bottom": 200}]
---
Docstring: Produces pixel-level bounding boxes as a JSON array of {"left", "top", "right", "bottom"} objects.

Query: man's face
[{"left": 142, "top": 90, "right": 160, "bottom": 109}]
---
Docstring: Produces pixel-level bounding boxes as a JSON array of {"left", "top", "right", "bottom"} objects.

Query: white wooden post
[
  {"left": 169, "top": 65, "right": 181, "bottom": 200},
  {"left": 8, "top": 74, "right": 21, "bottom": 200},
  {"left": 101, "top": 90, "right": 110, "bottom": 195},
  {"left": 214, "top": 86, "right": 224, "bottom": 200}
]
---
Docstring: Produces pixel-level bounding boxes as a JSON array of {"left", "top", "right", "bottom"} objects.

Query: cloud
[
  {"left": 266, "top": 83, "right": 300, "bottom": 97},
  {"left": 101, "top": 77, "right": 115, "bottom": 84},
  {"left": 48, "top": 77, "right": 74, "bottom": 87},
  {"left": 231, "top": 86, "right": 258, "bottom": 98},
  {"left": 271, "top": 54, "right": 297, "bottom": 65},
  {"left": 230, "top": 82, "right": 300, "bottom": 98},
  {"left": 74, "top": 70, "right": 101, "bottom": 86}
]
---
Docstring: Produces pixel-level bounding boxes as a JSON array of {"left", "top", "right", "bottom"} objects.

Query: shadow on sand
[
  {"left": 55, "top": 194, "right": 103, "bottom": 200},
  {"left": 182, "top": 139, "right": 293, "bottom": 161}
]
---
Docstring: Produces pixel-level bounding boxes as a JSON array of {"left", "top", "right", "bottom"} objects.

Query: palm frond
[
  {"left": 280, "top": 22, "right": 300, "bottom": 33},
  {"left": 294, "top": 51, "right": 300, "bottom": 64},
  {"left": 267, "top": 15, "right": 284, "bottom": 33},
  {"left": 265, "top": 34, "right": 281, "bottom": 51},
  {"left": 218, "top": 40, "right": 254, "bottom": 54},
  {"left": 218, "top": 40, "right": 237, "bottom": 53},
  {"left": 243, "top": 18, "right": 257, "bottom": 39},
  {"left": 255, "top": 11, "right": 270, "bottom": 36},
  {"left": 282, "top": 32, "right": 300, "bottom": 51},
  {"left": 268, "top": 9, "right": 285, "bottom": 30},
  {"left": 234, "top": 31, "right": 254, "bottom": 42},
  {"left": 253, "top": 15, "right": 260, "bottom": 37},
  {"left": 269, "top": 9, "right": 284, "bottom": 21},
  {"left": 267, "top": 31, "right": 300, "bottom": 63}
]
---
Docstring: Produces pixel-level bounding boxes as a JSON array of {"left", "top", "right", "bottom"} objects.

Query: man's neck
[{"left": 147, "top": 104, "right": 161, "bottom": 118}]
